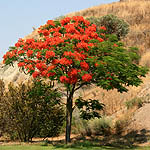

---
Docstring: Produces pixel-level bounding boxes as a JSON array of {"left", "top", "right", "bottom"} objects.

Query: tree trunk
[{"left": 65, "top": 95, "right": 73, "bottom": 144}]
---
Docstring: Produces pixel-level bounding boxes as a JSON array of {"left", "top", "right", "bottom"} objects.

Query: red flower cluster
[
  {"left": 47, "top": 65, "right": 56, "bottom": 71},
  {"left": 68, "top": 69, "right": 78, "bottom": 77},
  {"left": 59, "top": 58, "right": 73, "bottom": 66},
  {"left": 114, "top": 44, "right": 118, "bottom": 47},
  {"left": 100, "top": 26, "right": 107, "bottom": 30},
  {"left": 47, "top": 72, "right": 56, "bottom": 77},
  {"left": 3, "top": 16, "right": 109, "bottom": 85},
  {"left": 18, "top": 50, "right": 24, "bottom": 55},
  {"left": 18, "top": 62, "right": 25, "bottom": 67},
  {"left": 60, "top": 75, "right": 78, "bottom": 84},
  {"left": 47, "top": 20, "right": 55, "bottom": 26},
  {"left": 60, "top": 76, "right": 69, "bottom": 83},
  {"left": 32, "top": 71, "right": 40, "bottom": 78},
  {"left": 82, "top": 74, "right": 92, "bottom": 82},
  {"left": 3, "top": 51, "right": 16, "bottom": 60},
  {"left": 80, "top": 61, "right": 89, "bottom": 71},
  {"left": 27, "top": 50, "right": 33, "bottom": 57},
  {"left": 45, "top": 51, "right": 55, "bottom": 59},
  {"left": 36, "top": 63, "right": 47, "bottom": 71}
]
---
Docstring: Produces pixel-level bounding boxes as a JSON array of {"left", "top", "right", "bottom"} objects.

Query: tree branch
[{"left": 74, "top": 83, "right": 86, "bottom": 92}]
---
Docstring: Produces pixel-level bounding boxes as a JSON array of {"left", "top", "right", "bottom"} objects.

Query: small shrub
[
  {"left": 87, "top": 14, "right": 129, "bottom": 39},
  {"left": 89, "top": 117, "right": 112, "bottom": 135},
  {"left": 72, "top": 108, "right": 92, "bottom": 136},
  {"left": 86, "top": 16, "right": 101, "bottom": 28},
  {"left": 114, "top": 119, "right": 129, "bottom": 135},
  {"left": 125, "top": 97, "right": 143, "bottom": 109},
  {"left": 72, "top": 109, "right": 112, "bottom": 136}
]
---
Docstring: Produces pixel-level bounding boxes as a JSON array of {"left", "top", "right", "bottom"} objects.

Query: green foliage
[
  {"left": 87, "top": 14, "right": 129, "bottom": 39},
  {"left": 0, "top": 80, "right": 65, "bottom": 142},
  {"left": 92, "top": 37, "right": 148, "bottom": 93},
  {"left": 125, "top": 97, "right": 143, "bottom": 109},
  {"left": 75, "top": 97, "right": 104, "bottom": 120},
  {"left": 0, "top": 144, "right": 150, "bottom": 150},
  {"left": 128, "top": 47, "right": 141, "bottom": 64}
]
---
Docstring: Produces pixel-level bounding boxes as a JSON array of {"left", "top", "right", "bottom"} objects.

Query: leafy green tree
[
  {"left": 3, "top": 16, "right": 148, "bottom": 143},
  {"left": 0, "top": 80, "right": 64, "bottom": 142}
]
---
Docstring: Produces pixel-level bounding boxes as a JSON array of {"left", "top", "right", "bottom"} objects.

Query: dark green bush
[
  {"left": 87, "top": 14, "right": 129, "bottom": 39},
  {"left": 0, "top": 80, "right": 65, "bottom": 142}
]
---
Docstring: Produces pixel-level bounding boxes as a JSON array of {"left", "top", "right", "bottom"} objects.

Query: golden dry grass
[
  {"left": 77, "top": 83, "right": 143, "bottom": 115},
  {"left": 140, "top": 51, "right": 150, "bottom": 67}
]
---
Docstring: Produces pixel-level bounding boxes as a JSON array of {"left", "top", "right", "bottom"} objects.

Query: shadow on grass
[
  {"left": 0, "top": 129, "right": 149, "bottom": 149},
  {"left": 41, "top": 128, "right": 150, "bottom": 150},
  {"left": 51, "top": 139, "right": 138, "bottom": 150}
]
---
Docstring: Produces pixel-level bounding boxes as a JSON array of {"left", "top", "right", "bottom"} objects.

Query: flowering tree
[{"left": 3, "top": 16, "right": 147, "bottom": 143}]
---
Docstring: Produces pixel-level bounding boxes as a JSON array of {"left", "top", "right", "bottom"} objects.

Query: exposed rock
[
  {"left": 132, "top": 104, "right": 150, "bottom": 130},
  {"left": 0, "top": 62, "right": 29, "bottom": 85}
]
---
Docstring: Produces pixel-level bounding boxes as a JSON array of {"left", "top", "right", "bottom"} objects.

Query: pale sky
[{"left": 0, "top": 0, "right": 119, "bottom": 61}]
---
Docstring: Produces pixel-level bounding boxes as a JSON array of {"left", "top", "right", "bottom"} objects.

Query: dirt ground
[{"left": 125, "top": 103, "right": 150, "bottom": 146}]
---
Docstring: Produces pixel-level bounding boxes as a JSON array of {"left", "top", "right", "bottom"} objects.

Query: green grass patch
[{"left": 0, "top": 142, "right": 150, "bottom": 150}]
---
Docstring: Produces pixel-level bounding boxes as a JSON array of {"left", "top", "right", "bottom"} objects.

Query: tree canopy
[{"left": 3, "top": 16, "right": 148, "bottom": 143}]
